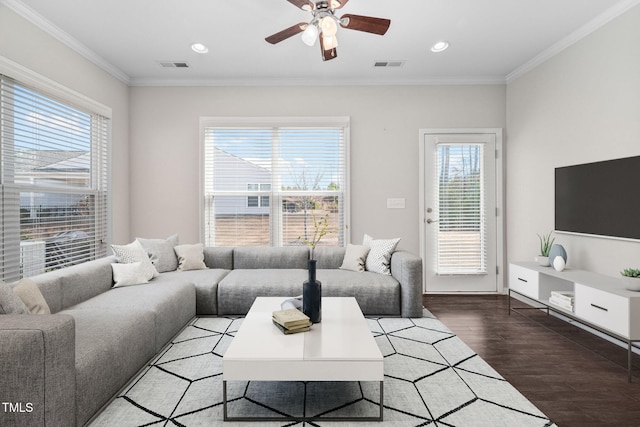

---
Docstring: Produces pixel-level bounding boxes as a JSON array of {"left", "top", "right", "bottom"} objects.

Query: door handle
[{"left": 426, "top": 218, "right": 439, "bottom": 224}]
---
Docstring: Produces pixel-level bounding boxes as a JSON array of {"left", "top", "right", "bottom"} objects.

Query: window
[
  {"left": 202, "top": 117, "right": 349, "bottom": 247},
  {"left": 435, "top": 143, "right": 486, "bottom": 274},
  {"left": 0, "top": 73, "right": 110, "bottom": 282}
]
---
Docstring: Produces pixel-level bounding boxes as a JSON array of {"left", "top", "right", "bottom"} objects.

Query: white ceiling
[{"left": 4, "top": 0, "right": 638, "bottom": 86}]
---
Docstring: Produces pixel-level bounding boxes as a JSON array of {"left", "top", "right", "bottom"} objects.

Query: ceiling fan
[{"left": 265, "top": 0, "right": 391, "bottom": 61}]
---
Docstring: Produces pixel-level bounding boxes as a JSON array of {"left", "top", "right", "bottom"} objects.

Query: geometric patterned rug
[{"left": 89, "top": 309, "right": 555, "bottom": 426}]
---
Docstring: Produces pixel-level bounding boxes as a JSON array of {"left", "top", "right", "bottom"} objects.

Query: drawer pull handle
[
  {"left": 517, "top": 277, "right": 528, "bottom": 283},
  {"left": 590, "top": 303, "right": 608, "bottom": 312}
]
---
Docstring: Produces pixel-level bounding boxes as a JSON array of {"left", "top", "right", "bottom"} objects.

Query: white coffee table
[{"left": 223, "top": 296, "right": 384, "bottom": 422}]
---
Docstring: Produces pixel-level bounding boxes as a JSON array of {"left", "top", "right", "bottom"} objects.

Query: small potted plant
[
  {"left": 298, "top": 212, "right": 331, "bottom": 260},
  {"left": 621, "top": 268, "right": 640, "bottom": 291},
  {"left": 535, "top": 232, "right": 555, "bottom": 267},
  {"left": 298, "top": 212, "right": 333, "bottom": 323}
]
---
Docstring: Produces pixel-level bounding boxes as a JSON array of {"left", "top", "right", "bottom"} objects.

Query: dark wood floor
[{"left": 424, "top": 295, "right": 640, "bottom": 427}]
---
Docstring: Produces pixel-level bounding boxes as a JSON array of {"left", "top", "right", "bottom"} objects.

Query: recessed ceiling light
[
  {"left": 431, "top": 41, "right": 449, "bottom": 53},
  {"left": 191, "top": 43, "right": 209, "bottom": 54}
]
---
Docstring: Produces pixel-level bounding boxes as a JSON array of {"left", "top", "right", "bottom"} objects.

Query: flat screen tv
[{"left": 555, "top": 156, "right": 640, "bottom": 241}]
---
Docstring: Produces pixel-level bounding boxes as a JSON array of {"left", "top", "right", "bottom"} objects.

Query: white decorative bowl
[
  {"left": 623, "top": 277, "right": 640, "bottom": 291},
  {"left": 535, "top": 256, "right": 550, "bottom": 267}
]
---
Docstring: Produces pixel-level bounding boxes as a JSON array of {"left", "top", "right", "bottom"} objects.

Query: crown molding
[
  {"left": 506, "top": 0, "right": 640, "bottom": 83},
  {"left": 129, "top": 75, "right": 507, "bottom": 87},
  {"left": 1, "top": 0, "right": 131, "bottom": 85}
]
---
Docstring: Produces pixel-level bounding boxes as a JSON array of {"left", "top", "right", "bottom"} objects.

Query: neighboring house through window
[
  {"left": 0, "top": 69, "right": 110, "bottom": 282},
  {"left": 202, "top": 117, "right": 349, "bottom": 247},
  {"left": 247, "top": 183, "right": 271, "bottom": 208}
]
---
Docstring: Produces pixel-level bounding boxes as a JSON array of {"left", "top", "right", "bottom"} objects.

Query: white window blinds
[
  {"left": 202, "top": 117, "right": 349, "bottom": 247},
  {"left": 1, "top": 75, "right": 110, "bottom": 281},
  {"left": 435, "top": 143, "right": 486, "bottom": 274}
]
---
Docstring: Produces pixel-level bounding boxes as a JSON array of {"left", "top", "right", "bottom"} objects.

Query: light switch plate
[{"left": 387, "top": 198, "right": 406, "bottom": 209}]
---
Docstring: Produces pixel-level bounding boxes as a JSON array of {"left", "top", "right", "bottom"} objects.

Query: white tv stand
[{"left": 508, "top": 261, "right": 640, "bottom": 382}]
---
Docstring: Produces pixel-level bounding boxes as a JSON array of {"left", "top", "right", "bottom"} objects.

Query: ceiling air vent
[
  {"left": 158, "top": 61, "right": 190, "bottom": 68},
  {"left": 374, "top": 61, "right": 405, "bottom": 68}
]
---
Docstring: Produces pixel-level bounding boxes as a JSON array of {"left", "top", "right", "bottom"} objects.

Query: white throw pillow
[
  {"left": 12, "top": 278, "right": 51, "bottom": 314},
  {"left": 362, "top": 234, "right": 400, "bottom": 275},
  {"left": 136, "top": 234, "right": 179, "bottom": 273},
  {"left": 111, "top": 262, "right": 150, "bottom": 287},
  {"left": 174, "top": 243, "right": 207, "bottom": 271},
  {"left": 111, "top": 240, "right": 159, "bottom": 280},
  {"left": 339, "top": 244, "right": 370, "bottom": 272}
]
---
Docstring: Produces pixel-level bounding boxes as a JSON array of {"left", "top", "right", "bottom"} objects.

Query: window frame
[
  {"left": 0, "top": 57, "right": 112, "bottom": 281},
  {"left": 200, "top": 116, "right": 350, "bottom": 247}
]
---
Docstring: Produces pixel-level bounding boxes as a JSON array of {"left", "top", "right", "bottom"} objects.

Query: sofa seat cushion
[
  {"left": 155, "top": 269, "right": 230, "bottom": 315},
  {"left": 313, "top": 247, "right": 347, "bottom": 269},
  {"left": 69, "top": 281, "right": 195, "bottom": 351},
  {"left": 233, "top": 247, "right": 309, "bottom": 269},
  {"left": 28, "top": 274, "right": 64, "bottom": 314},
  {"left": 58, "top": 307, "right": 156, "bottom": 426},
  {"left": 203, "top": 247, "right": 234, "bottom": 270},
  {"left": 217, "top": 269, "right": 307, "bottom": 314},
  {"left": 316, "top": 269, "right": 401, "bottom": 316},
  {"left": 36, "top": 256, "right": 117, "bottom": 311}
]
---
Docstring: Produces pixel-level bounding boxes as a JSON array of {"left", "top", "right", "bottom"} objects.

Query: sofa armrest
[
  {"left": 390, "top": 251, "right": 424, "bottom": 317},
  {"left": 0, "top": 314, "right": 76, "bottom": 427}
]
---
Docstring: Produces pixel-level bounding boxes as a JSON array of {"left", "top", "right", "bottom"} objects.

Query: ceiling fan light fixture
[
  {"left": 320, "top": 16, "right": 338, "bottom": 36},
  {"left": 322, "top": 34, "right": 338, "bottom": 50},
  {"left": 431, "top": 41, "right": 449, "bottom": 53},
  {"left": 301, "top": 24, "right": 319, "bottom": 46},
  {"left": 191, "top": 43, "right": 209, "bottom": 54},
  {"left": 266, "top": 0, "right": 390, "bottom": 61}
]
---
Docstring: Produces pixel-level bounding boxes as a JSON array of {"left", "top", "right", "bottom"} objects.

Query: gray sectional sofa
[{"left": 0, "top": 245, "right": 422, "bottom": 427}]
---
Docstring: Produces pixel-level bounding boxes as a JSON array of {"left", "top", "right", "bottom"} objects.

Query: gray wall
[
  {"left": 506, "top": 4, "right": 640, "bottom": 277},
  {"left": 129, "top": 85, "right": 507, "bottom": 253}
]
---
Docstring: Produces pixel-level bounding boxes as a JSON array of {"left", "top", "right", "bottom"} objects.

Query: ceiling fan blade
[
  {"left": 331, "top": 0, "right": 349, "bottom": 9},
  {"left": 319, "top": 36, "right": 338, "bottom": 61},
  {"left": 339, "top": 14, "right": 391, "bottom": 35},
  {"left": 265, "top": 23, "right": 307, "bottom": 44},
  {"left": 287, "top": 0, "right": 315, "bottom": 11}
]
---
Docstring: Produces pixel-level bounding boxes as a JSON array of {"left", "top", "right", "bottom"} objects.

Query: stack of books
[
  {"left": 272, "top": 308, "right": 312, "bottom": 335},
  {"left": 549, "top": 291, "right": 574, "bottom": 312}
]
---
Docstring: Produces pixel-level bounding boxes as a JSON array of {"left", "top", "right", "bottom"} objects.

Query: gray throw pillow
[
  {"left": 11, "top": 278, "right": 51, "bottom": 314},
  {"left": 339, "top": 244, "right": 370, "bottom": 272},
  {"left": 137, "top": 234, "right": 179, "bottom": 273},
  {"left": 0, "top": 280, "right": 30, "bottom": 315}
]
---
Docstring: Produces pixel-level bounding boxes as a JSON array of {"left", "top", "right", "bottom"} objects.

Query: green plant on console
[
  {"left": 621, "top": 268, "right": 640, "bottom": 278},
  {"left": 537, "top": 231, "right": 555, "bottom": 257}
]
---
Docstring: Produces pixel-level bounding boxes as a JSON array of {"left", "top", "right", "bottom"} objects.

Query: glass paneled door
[{"left": 422, "top": 132, "right": 498, "bottom": 292}]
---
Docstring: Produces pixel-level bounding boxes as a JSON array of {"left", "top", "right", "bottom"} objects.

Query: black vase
[{"left": 303, "top": 259, "right": 322, "bottom": 323}]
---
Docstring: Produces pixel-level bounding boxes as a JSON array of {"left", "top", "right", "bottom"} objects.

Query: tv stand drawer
[
  {"left": 509, "top": 264, "right": 539, "bottom": 299},
  {"left": 574, "top": 284, "right": 629, "bottom": 337}
]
